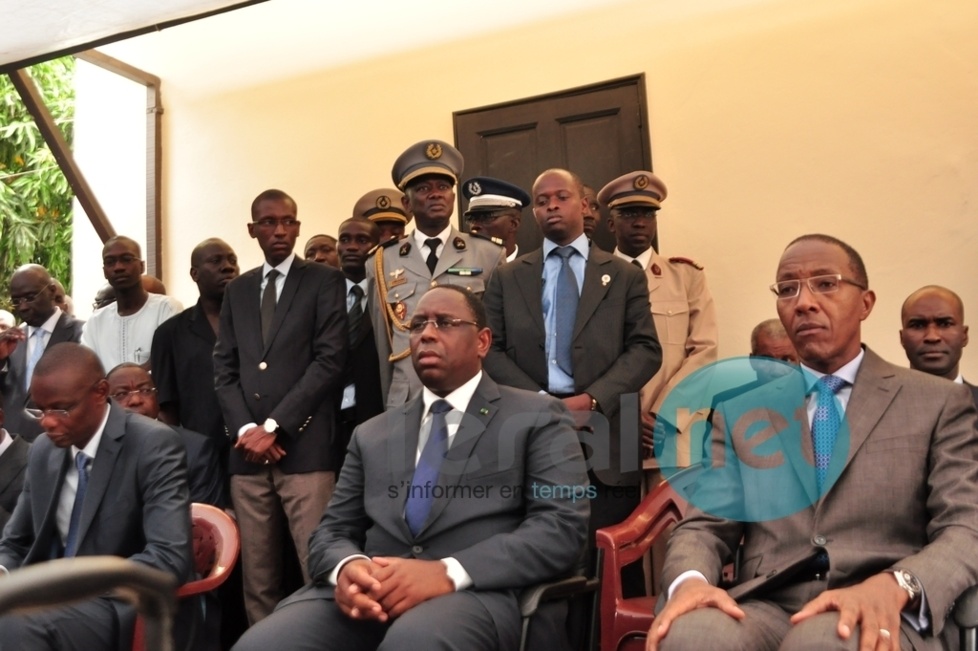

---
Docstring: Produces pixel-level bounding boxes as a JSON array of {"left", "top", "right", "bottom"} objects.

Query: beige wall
[{"left": 91, "top": 0, "right": 978, "bottom": 377}]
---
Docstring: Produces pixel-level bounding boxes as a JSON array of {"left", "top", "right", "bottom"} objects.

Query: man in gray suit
[
  {"left": 0, "top": 264, "right": 84, "bottom": 441},
  {"left": 648, "top": 234, "right": 978, "bottom": 651},
  {"left": 232, "top": 284, "right": 590, "bottom": 651},
  {"left": 483, "top": 168, "right": 661, "bottom": 596},
  {"left": 0, "top": 343, "right": 192, "bottom": 650}
]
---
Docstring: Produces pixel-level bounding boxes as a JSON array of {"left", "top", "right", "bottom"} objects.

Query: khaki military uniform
[{"left": 366, "top": 227, "right": 505, "bottom": 407}]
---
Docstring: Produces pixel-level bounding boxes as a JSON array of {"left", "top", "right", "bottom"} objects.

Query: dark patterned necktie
[
  {"left": 553, "top": 246, "right": 579, "bottom": 376},
  {"left": 64, "top": 452, "right": 91, "bottom": 557},
  {"left": 425, "top": 238, "right": 442, "bottom": 274},
  {"left": 260, "top": 269, "right": 280, "bottom": 346},
  {"left": 348, "top": 284, "right": 364, "bottom": 346},
  {"left": 405, "top": 400, "right": 452, "bottom": 536}
]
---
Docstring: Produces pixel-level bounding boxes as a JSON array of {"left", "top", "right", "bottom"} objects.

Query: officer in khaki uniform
[
  {"left": 366, "top": 140, "right": 506, "bottom": 407},
  {"left": 599, "top": 171, "right": 718, "bottom": 464}
]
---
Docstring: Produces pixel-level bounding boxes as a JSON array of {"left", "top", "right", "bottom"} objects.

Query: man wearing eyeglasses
[
  {"left": 106, "top": 363, "right": 225, "bottom": 507},
  {"left": 80, "top": 236, "right": 182, "bottom": 371},
  {"left": 461, "top": 176, "right": 528, "bottom": 262},
  {"left": 0, "top": 264, "right": 84, "bottom": 441},
  {"left": 214, "top": 188, "right": 348, "bottom": 624},
  {"left": 0, "top": 342, "right": 192, "bottom": 651},
  {"left": 232, "top": 284, "right": 589, "bottom": 651},
  {"left": 649, "top": 234, "right": 978, "bottom": 651}
]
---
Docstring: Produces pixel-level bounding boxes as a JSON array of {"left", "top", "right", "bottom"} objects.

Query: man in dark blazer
[
  {"left": 333, "top": 217, "right": 384, "bottom": 472},
  {"left": 483, "top": 168, "right": 661, "bottom": 596},
  {"left": 0, "top": 343, "right": 192, "bottom": 650},
  {"left": 214, "top": 188, "right": 348, "bottom": 624},
  {"left": 232, "top": 284, "right": 589, "bottom": 651},
  {"left": 0, "top": 264, "right": 84, "bottom": 441},
  {"left": 649, "top": 235, "right": 978, "bottom": 651},
  {"left": 899, "top": 284, "right": 978, "bottom": 408},
  {"left": 0, "top": 396, "right": 29, "bottom": 532}
]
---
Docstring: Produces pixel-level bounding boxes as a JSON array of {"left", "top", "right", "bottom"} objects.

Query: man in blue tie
[
  {"left": 232, "top": 284, "right": 590, "bottom": 651},
  {"left": 648, "top": 235, "right": 978, "bottom": 651},
  {"left": 0, "top": 342, "right": 191, "bottom": 650}
]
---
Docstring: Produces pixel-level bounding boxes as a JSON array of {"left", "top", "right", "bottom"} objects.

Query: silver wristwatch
[
  {"left": 887, "top": 569, "right": 922, "bottom": 606},
  {"left": 263, "top": 418, "right": 279, "bottom": 434}
]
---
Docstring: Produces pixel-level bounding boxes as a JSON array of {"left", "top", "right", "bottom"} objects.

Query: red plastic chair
[
  {"left": 132, "top": 503, "right": 240, "bottom": 651},
  {"left": 594, "top": 474, "right": 689, "bottom": 651}
]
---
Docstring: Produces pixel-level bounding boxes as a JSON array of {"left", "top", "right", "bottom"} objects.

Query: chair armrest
[{"left": 519, "top": 575, "right": 597, "bottom": 618}]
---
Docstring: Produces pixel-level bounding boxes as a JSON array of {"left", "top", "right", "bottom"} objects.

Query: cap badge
[
  {"left": 425, "top": 143, "right": 443, "bottom": 160},
  {"left": 453, "top": 236, "right": 467, "bottom": 251},
  {"left": 376, "top": 195, "right": 391, "bottom": 209},
  {"left": 633, "top": 174, "right": 650, "bottom": 190},
  {"left": 601, "top": 274, "right": 611, "bottom": 286},
  {"left": 468, "top": 181, "right": 482, "bottom": 196}
]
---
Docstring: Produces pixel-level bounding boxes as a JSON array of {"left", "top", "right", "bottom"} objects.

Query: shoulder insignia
[
  {"left": 651, "top": 263, "right": 662, "bottom": 276},
  {"left": 399, "top": 241, "right": 412, "bottom": 256},
  {"left": 669, "top": 256, "right": 704, "bottom": 270},
  {"left": 453, "top": 236, "right": 467, "bottom": 251},
  {"left": 469, "top": 231, "right": 504, "bottom": 247}
]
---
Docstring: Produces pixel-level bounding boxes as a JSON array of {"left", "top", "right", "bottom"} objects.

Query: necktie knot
[
  {"left": 350, "top": 284, "right": 364, "bottom": 302},
  {"left": 424, "top": 238, "right": 442, "bottom": 274},
  {"left": 816, "top": 375, "right": 847, "bottom": 395},
  {"left": 429, "top": 399, "right": 452, "bottom": 416},
  {"left": 553, "top": 246, "right": 576, "bottom": 260},
  {"left": 425, "top": 238, "right": 442, "bottom": 251},
  {"left": 266, "top": 269, "right": 280, "bottom": 282},
  {"left": 75, "top": 451, "right": 90, "bottom": 473},
  {"left": 631, "top": 259, "right": 644, "bottom": 269}
]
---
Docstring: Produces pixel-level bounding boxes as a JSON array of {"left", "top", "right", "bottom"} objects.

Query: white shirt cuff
[
  {"left": 441, "top": 557, "right": 472, "bottom": 591},
  {"left": 668, "top": 570, "right": 709, "bottom": 600},
  {"left": 237, "top": 422, "right": 257, "bottom": 439},
  {"left": 328, "top": 554, "right": 370, "bottom": 586}
]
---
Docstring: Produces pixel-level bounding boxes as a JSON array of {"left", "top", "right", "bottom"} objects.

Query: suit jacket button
[
  {"left": 259, "top": 361, "right": 268, "bottom": 370},
  {"left": 430, "top": 281, "right": 438, "bottom": 287},
  {"left": 253, "top": 393, "right": 261, "bottom": 401},
  {"left": 813, "top": 535, "right": 827, "bottom": 546},
  {"left": 411, "top": 545, "right": 423, "bottom": 554}
]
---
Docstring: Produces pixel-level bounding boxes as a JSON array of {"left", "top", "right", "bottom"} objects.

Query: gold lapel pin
[{"left": 601, "top": 274, "right": 611, "bottom": 286}]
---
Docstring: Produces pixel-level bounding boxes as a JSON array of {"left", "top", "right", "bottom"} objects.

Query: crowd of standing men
[{"left": 0, "top": 137, "right": 976, "bottom": 651}]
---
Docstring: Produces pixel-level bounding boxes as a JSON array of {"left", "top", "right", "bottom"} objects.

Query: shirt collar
[
  {"left": 613, "top": 246, "right": 652, "bottom": 269},
  {"left": 262, "top": 252, "right": 295, "bottom": 279},
  {"left": 75, "top": 403, "right": 110, "bottom": 461},
  {"left": 421, "top": 370, "right": 483, "bottom": 418},
  {"left": 801, "top": 348, "right": 865, "bottom": 390},
  {"left": 345, "top": 277, "right": 368, "bottom": 293},
  {"left": 542, "top": 232, "right": 589, "bottom": 260},
  {"left": 28, "top": 307, "right": 62, "bottom": 338},
  {"left": 412, "top": 225, "right": 453, "bottom": 250},
  {"left": 954, "top": 373, "right": 964, "bottom": 384},
  {"left": 0, "top": 429, "right": 12, "bottom": 457}
]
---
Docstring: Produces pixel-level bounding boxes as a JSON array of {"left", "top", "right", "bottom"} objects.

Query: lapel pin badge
[
  {"left": 479, "top": 407, "right": 489, "bottom": 415},
  {"left": 601, "top": 274, "right": 611, "bottom": 286}
]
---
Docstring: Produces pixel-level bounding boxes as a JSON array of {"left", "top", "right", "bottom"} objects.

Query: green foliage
[{"left": 0, "top": 57, "right": 75, "bottom": 312}]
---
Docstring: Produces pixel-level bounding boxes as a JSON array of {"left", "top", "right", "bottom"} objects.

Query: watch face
[{"left": 902, "top": 571, "right": 922, "bottom": 593}]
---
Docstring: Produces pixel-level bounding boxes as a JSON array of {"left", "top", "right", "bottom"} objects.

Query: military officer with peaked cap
[
  {"left": 599, "top": 170, "right": 718, "bottom": 463},
  {"left": 353, "top": 188, "right": 411, "bottom": 244},
  {"left": 462, "top": 176, "right": 530, "bottom": 262},
  {"left": 365, "top": 139, "right": 505, "bottom": 408}
]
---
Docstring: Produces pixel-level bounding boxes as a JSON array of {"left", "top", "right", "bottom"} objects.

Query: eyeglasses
[
  {"left": 770, "top": 274, "right": 867, "bottom": 300},
  {"left": 408, "top": 317, "right": 480, "bottom": 334},
  {"left": 110, "top": 387, "right": 157, "bottom": 402},
  {"left": 10, "top": 292, "right": 41, "bottom": 306},
  {"left": 254, "top": 218, "right": 300, "bottom": 230},
  {"left": 102, "top": 254, "right": 141, "bottom": 267},
  {"left": 25, "top": 381, "right": 102, "bottom": 420}
]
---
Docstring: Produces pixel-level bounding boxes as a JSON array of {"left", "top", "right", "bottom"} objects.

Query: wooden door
[{"left": 454, "top": 75, "right": 653, "bottom": 253}]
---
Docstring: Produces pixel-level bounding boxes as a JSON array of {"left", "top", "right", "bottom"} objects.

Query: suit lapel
[
  {"left": 514, "top": 251, "right": 546, "bottom": 336},
  {"left": 75, "top": 404, "right": 125, "bottom": 551},
  {"left": 12, "top": 325, "right": 28, "bottom": 398},
  {"left": 834, "top": 349, "right": 897, "bottom": 475},
  {"left": 49, "top": 313, "right": 76, "bottom": 346},
  {"left": 574, "top": 248, "right": 614, "bottom": 340},
  {"left": 392, "top": 399, "right": 424, "bottom": 540}
]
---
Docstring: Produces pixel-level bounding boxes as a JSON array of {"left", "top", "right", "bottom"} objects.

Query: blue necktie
[
  {"left": 812, "top": 375, "right": 846, "bottom": 495},
  {"left": 64, "top": 451, "right": 91, "bottom": 557},
  {"left": 405, "top": 400, "right": 452, "bottom": 536},
  {"left": 553, "top": 247, "right": 579, "bottom": 376},
  {"left": 25, "top": 328, "right": 47, "bottom": 391}
]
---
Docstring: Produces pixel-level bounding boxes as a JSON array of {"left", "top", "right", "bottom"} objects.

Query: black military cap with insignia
[
  {"left": 391, "top": 140, "right": 464, "bottom": 190},
  {"left": 461, "top": 176, "right": 531, "bottom": 217}
]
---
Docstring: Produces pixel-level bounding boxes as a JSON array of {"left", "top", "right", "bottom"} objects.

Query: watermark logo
[{"left": 655, "top": 358, "right": 850, "bottom": 522}]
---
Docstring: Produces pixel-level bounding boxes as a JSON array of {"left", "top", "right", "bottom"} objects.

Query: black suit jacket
[
  {"left": 0, "top": 312, "right": 84, "bottom": 441},
  {"left": 343, "top": 296, "right": 384, "bottom": 425},
  {"left": 0, "top": 433, "right": 29, "bottom": 533},
  {"left": 483, "top": 244, "right": 662, "bottom": 485},
  {"left": 214, "top": 257, "right": 348, "bottom": 475}
]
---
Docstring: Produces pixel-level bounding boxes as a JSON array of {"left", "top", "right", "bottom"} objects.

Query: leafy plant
[{"left": 0, "top": 57, "right": 75, "bottom": 312}]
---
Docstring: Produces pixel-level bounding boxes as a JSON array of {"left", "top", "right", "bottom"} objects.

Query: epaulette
[
  {"left": 469, "top": 231, "right": 505, "bottom": 247},
  {"left": 669, "top": 256, "right": 704, "bottom": 270},
  {"left": 366, "top": 236, "right": 403, "bottom": 257}
]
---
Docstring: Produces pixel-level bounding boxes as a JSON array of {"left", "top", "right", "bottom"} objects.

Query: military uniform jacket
[{"left": 365, "top": 227, "right": 505, "bottom": 408}]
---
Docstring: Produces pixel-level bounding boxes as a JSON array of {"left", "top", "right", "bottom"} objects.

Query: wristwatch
[
  {"left": 887, "top": 569, "right": 922, "bottom": 607},
  {"left": 263, "top": 418, "right": 279, "bottom": 434}
]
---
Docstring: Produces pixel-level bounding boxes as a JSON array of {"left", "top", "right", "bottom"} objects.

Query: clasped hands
[
  {"left": 336, "top": 558, "right": 454, "bottom": 622},
  {"left": 235, "top": 424, "right": 286, "bottom": 465},
  {"left": 647, "top": 573, "right": 909, "bottom": 651}
]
